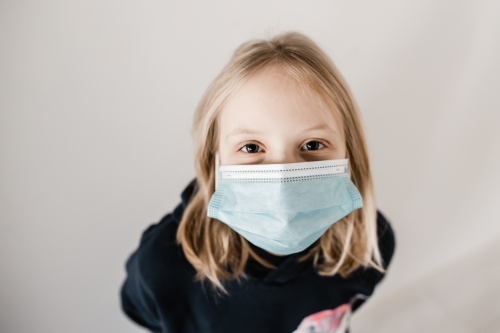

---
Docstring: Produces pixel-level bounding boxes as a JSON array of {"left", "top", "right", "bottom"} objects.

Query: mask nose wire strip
[
  {"left": 221, "top": 165, "right": 346, "bottom": 180},
  {"left": 219, "top": 159, "right": 349, "bottom": 180}
]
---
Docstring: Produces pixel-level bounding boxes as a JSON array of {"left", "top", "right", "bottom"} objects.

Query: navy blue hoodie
[{"left": 120, "top": 178, "right": 396, "bottom": 333}]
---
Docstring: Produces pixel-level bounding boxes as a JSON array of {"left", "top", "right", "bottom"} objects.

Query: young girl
[{"left": 120, "top": 31, "right": 396, "bottom": 333}]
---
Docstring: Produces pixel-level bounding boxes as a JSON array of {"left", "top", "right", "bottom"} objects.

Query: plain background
[{"left": 1, "top": 1, "right": 499, "bottom": 332}]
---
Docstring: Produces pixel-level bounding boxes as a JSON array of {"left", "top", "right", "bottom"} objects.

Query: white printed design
[{"left": 293, "top": 303, "right": 351, "bottom": 333}]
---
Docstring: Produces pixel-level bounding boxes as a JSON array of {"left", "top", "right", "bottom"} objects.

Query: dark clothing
[{"left": 120, "top": 178, "right": 396, "bottom": 333}]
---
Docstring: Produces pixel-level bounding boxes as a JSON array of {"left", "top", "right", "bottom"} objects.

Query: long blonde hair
[{"left": 177, "top": 31, "right": 385, "bottom": 292}]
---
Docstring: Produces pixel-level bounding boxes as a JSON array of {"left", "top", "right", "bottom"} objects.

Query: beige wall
[{"left": 1, "top": 1, "right": 499, "bottom": 332}]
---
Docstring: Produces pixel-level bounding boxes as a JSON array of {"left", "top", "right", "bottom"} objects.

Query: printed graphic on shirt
[
  {"left": 292, "top": 294, "right": 368, "bottom": 333},
  {"left": 293, "top": 304, "right": 351, "bottom": 333}
]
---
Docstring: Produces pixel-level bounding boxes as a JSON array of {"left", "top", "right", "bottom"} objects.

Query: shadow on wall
[{"left": 351, "top": 236, "right": 500, "bottom": 333}]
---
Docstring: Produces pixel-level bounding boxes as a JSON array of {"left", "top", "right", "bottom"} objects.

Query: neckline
[
  {"left": 249, "top": 242, "right": 291, "bottom": 267},
  {"left": 244, "top": 241, "right": 317, "bottom": 283}
]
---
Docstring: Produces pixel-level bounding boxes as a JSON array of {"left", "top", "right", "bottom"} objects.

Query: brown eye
[
  {"left": 240, "top": 143, "right": 262, "bottom": 153},
  {"left": 302, "top": 141, "right": 324, "bottom": 151}
]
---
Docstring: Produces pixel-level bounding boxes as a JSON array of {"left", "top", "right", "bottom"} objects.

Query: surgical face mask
[{"left": 207, "top": 154, "right": 363, "bottom": 255}]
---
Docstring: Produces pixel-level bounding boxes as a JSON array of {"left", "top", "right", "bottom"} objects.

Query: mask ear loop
[{"left": 214, "top": 151, "right": 220, "bottom": 190}]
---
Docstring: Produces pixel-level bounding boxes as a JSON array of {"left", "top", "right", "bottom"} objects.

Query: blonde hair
[{"left": 177, "top": 31, "right": 385, "bottom": 292}]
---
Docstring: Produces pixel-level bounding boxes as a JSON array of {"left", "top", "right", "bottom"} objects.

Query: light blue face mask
[{"left": 207, "top": 156, "right": 363, "bottom": 255}]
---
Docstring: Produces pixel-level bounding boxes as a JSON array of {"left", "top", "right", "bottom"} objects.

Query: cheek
[
  {"left": 340, "top": 145, "right": 348, "bottom": 159},
  {"left": 341, "top": 144, "right": 348, "bottom": 158},
  {"left": 330, "top": 141, "right": 347, "bottom": 159},
  {"left": 322, "top": 149, "right": 344, "bottom": 160}
]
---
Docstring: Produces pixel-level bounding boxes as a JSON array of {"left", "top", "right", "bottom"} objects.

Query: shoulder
[
  {"left": 375, "top": 210, "right": 396, "bottom": 270},
  {"left": 126, "top": 209, "right": 195, "bottom": 288},
  {"left": 347, "top": 210, "right": 396, "bottom": 312},
  {"left": 129, "top": 178, "right": 198, "bottom": 285},
  {"left": 347, "top": 210, "right": 396, "bottom": 285}
]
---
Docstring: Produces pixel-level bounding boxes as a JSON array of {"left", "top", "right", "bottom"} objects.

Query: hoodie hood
[{"left": 172, "top": 178, "right": 197, "bottom": 225}]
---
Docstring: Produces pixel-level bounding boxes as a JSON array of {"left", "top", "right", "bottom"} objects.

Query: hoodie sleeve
[
  {"left": 120, "top": 244, "right": 162, "bottom": 332},
  {"left": 120, "top": 179, "right": 197, "bottom": 332},
  {"left": 119, "top": 209, "right": 178, "bottom": 332}
]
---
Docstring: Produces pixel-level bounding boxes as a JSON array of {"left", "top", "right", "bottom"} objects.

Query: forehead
[{"left": 218, "top": 67, "right": 344, "bottom": 139}]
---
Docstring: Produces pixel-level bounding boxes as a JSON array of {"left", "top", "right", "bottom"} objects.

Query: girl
[{"left": 120, "top": 31, "right": 396, "bottom": 333}]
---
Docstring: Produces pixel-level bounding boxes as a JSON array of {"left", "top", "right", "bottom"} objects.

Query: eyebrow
[
  {"left": 225, "top": 127, "right": 264, "bottom": 140},
  {"left": 300, "top": 123, "right": 334, "bottom": 133},
  {"left": 225, "top": 123, "right": 336, "bottom": 140}
]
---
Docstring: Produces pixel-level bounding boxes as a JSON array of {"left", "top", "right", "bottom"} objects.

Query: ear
[{"left": 215, "top": 151, "right": 220, "bottom": 190}]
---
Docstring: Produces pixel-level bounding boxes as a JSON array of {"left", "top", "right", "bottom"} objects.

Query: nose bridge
[{"left": 266, "top": 145, "right": 301, "bottom": 164}]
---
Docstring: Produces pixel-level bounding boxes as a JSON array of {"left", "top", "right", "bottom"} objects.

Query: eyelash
[
  {"left": 238, "top": 141, "right": 326, "bottom": 153},
  {"left": 239, "top": 143, "right": 263, "bottom": 153},
  {"left": 301, "top": 141, "right": 326, "bottom": 151}
]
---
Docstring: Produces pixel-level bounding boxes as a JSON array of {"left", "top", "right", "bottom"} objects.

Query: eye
[
  {"left": 239, "top": 143, "right": 263, "bottom": 153},
  {"left": 301, "top": 141, "right": 325, "bottom": 151}
]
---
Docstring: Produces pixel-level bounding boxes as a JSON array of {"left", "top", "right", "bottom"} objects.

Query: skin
[
  {"left": 217, "top": 66, "right": 347, "bottom": 256},
  {"left": 218, "top": 66, "right": 346, "bottom": 166}
]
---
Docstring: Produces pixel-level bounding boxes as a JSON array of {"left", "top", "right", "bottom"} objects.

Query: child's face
[{"left": 218, "top": 67, "right": 346, "bottom": 165}]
